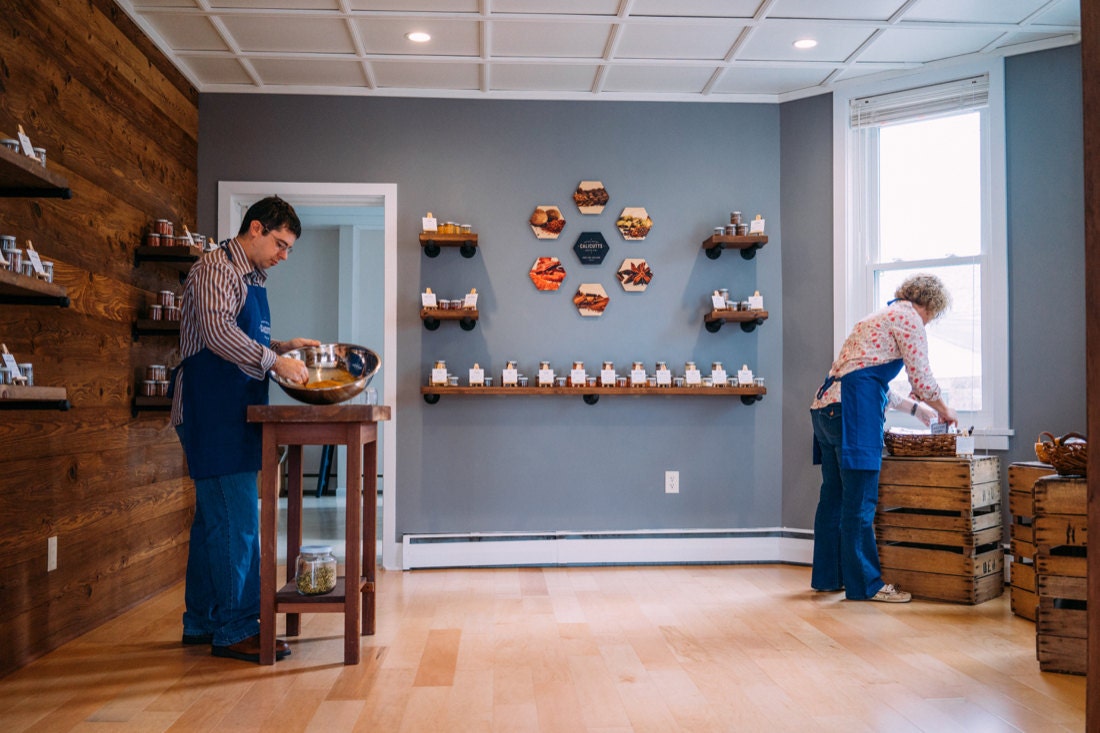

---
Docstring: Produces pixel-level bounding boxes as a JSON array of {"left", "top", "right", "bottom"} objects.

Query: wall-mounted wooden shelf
[
  {"left": 132, "top": 318, "right": 180, "bottom": 341},
  {"left": 133, "top": 244, "right": 203, "bottom": 276},
  {"left": 0, "top": 267, "right": 69, "bottom": 306},
  {"left": 132, "top": 395, "right": 171, "bottom": 417},
  {"left": 0, "top": 384, "right": 70, "bottom": 410},
  {"left": 420, "top": 306, "right": 478, "bottom": 331},
  {"left": 0, "top": 145, "right": 71, "bottom": 198},
  {"left": 704, "top": 308, "right": 769, "bottom": 333},
  {"left": 701, "top": 233, "right": 768, "bottom": 260},
  {"left": 419, "top": 232, "right": 478, "bottom": 258},
  {"left": 421, "top": 384, "right": 766, "bottom": 406}
]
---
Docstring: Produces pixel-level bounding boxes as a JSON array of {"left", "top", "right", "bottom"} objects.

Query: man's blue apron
[
  {"left": 176, "top": 257, "right": 271, "bottom": 480},
  {"left": 815, "top": 359, "right": 903, "bottom": 471}
]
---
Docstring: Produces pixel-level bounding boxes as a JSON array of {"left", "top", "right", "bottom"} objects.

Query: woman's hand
[{"left": 914, "top": 403, "right": 939, "bottom": 426}]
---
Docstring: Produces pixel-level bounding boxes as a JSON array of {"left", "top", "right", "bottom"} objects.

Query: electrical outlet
[
  {"left": 665, "top": 470, "right": 679, "bottom": 494},
  {"left": 47, "top": 536, "right": 57, "bottom": 572}
]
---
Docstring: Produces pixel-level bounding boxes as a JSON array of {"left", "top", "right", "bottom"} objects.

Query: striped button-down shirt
[{"left": 170, "top": 237, "right": 280, "bottom": 426}]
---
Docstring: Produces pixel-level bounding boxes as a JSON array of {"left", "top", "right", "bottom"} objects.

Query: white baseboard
[{"left": 401, "top": 528, "right": 814, "bottom": 570}]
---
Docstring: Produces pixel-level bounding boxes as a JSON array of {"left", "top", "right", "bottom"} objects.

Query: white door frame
[{"left": 218, "top": 181, "right": 399, "bottom": 570}]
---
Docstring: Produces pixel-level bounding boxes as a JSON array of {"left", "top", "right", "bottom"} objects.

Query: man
[{"left": 170, "top": 196, "right": 317, "bottom": 662}]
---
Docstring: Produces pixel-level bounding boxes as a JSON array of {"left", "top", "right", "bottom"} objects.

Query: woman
[{"left": 810, "top": 273, "right": 958, "bottom": 602}]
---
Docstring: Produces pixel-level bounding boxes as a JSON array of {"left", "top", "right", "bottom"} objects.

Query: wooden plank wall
[{"left": 0, "top": 0, "right": 198, "bottom": 677}]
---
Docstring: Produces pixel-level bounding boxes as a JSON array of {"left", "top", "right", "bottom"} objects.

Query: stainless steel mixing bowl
[{"left": 270, "top": 343, "right": 380, "bottom": 405}]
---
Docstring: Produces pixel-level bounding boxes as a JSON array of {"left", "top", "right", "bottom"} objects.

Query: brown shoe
[{"left": 212, "top": 634, "right": 291, "bottom": 662}]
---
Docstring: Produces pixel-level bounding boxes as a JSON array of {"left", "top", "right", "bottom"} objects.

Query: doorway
[{"left": 217, "top": 182, "right": 399, "bottom": 570}]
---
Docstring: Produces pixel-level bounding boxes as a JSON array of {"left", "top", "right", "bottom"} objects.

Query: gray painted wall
[
  {"left": 777, "top": 93, "right": 835, "bottom": 530},
  {"left": 196, "top": 43, "right": 1085, "bottom": 540}
]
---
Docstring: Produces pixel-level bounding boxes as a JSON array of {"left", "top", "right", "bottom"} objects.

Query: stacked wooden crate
[
  {"left": 876, "top": 455, "right": 1003, "bottom": 604},
  {"left": 1007, "top": 461, "right": 1053, "bottom": 621},
  {"left": 1033, "top": 474, "right": 1088, "bottom": 675}
]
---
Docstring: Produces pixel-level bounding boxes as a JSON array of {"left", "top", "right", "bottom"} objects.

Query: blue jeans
[
  {"left": 811, "top": 404, "right": 885, "bottom": 600},
  {"left": 182, "top": 471, "right": 261, "bottom": 646}
]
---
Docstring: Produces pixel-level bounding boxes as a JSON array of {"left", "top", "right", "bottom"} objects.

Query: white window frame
[{"left": 832, "top": 60, "right": 1011, "bottom": 450}]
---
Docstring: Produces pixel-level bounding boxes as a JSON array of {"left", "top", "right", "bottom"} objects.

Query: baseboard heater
[{"left": 402, "top": 528, "right": 814, "bottom": 570}]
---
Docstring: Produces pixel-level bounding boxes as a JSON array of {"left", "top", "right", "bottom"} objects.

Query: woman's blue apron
[
  {"left": 815, "top": 359, "right": 903, "bottom": 471},
  {"left": 176, "top": 262, "right": 271, "bottom": 480}
]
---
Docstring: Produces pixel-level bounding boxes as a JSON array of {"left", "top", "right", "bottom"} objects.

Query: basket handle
[
  {"left": 1039, "top": 431, "right": 1057, "bottom": 445},
  {"left": 1058, "top": 431, "right": 1087, "bottom": 444}
]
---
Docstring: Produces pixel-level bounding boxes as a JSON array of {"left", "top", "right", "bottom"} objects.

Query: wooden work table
[{"left": 247, "top": 403, "right": 391, "bottom": 665}]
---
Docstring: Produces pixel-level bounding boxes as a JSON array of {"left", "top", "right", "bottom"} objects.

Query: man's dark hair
[{"left": 238, "top": 195, "right": 302, "bottom": 238}]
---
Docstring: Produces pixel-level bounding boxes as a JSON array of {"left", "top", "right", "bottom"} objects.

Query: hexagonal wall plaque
[
  {"left": 529, "top": 205, "right": 566, "bottom": 239},
  {"left": 616, "top": 207, "right": 652, "bottom": 240},
  {"left": 572, "top": 180, "right": 609, "bottom": 214},
  {"left": 573, "top": 231, "right": 609, "bottom": 265},
  {"left": 573, "top": 283, "right": 609, "bottom": 317},
  {"left": 616, "top": 258, "right": 653, "bottom": 291},
  {"left": 529, "top": 256, "right": 566, "bottom": 291}
]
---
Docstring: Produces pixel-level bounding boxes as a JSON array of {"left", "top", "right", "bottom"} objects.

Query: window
[{"left": 833, "top": 62, "right": 1010, "bottom": 447}]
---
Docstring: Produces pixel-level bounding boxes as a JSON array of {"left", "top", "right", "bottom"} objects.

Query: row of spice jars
[
  {"left": 1, "top": 236, "right": 54, "bottom": 281},
  {"left": 429, "top": 360, "right": 764, "bottom": 388},
  {"left": 711, "top": 289, "right": 764, "bottom": 311},
  {"left": 139, "top": 364, "right": 171, "bottom": 397},
  {"left": 146, "top": 290, "right": 182, "bottom": 321},
  {"left": 0, "top": 137, "right": 47, "bottom": 167},
  {"left": 0, "top": 362, "right": 34, "bottom": 385}
]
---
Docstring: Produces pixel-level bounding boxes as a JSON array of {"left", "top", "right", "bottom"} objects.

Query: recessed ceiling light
[
  {"left": 406, "top": 31, "right": 431, "bottom": 43},
  {"left": 793, "top": 38, "right": 818, "bottom": 49}
]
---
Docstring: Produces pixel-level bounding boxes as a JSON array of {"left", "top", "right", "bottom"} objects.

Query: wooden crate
[
  {"left": 1032, "top": 475, "right": 1087, "bottom": 516},
  {"left": 1011, "top": 585, "right": 1038, "bottom": 621},
  {"left": 1007, "top": 461, "right": 1054, "bottom": 495},
  {"left": 879, "top": 455, "right": 1000, "bottom": 488},
  {"left": 875, "top": 506, "right": 1001, "bottom": 548},
  {"left": 1011, "top": 559, "right": 1036, "bottom": 592},
  {"left": 1037, "top": 631, "right": 1088, "bottom": 675},
  {"left": 879, "top": 566, "right": 1003, "bottom": 605},
  {"left": 878, "top": 543, "right": 1003, "bottom": 578}
]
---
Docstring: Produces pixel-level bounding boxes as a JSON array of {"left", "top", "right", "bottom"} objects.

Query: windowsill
[{"left": 972, "top": 428, "right": 1013, "bottom": 452}]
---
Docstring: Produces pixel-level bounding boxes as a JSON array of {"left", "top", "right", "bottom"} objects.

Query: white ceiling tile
[
  {"left": 710, "top": 66, "right": 832, "bottom": 95},
  {"left": 630, "top": 0, "right": 759, "bottom": 18},
  {"left": 739, "top": 21, "right": 875, "bottom": 62},
  {"left": 489, "top": 64, "right": 598, "bottom": 92},
  {"left": 859, "top": 27, "right": 1004, "bottom": 63},
  {"left": 491, "top": 21, "right": 612, "bottom": 58},
  {"left": 769, "top": 0, "right": 908, "bottom": 21},
  {"left": 494, "top": 0, "right": 620, "bottom": 15},
  {"left": 1033, "top": 0, "right": 1081, "bottom": 26},
  {"left": 902, "top": 0, "right": 1049, "bottom": 24},
  {"left": 250, "top": 58, "right": 367, "bottom": 86},
  {"left": 209, "top": 0, "right": 338, "bottom": 7},
  {"left": 994, "top": 31, "right": 1081, "bottom": 51},
  {"left": 179, "top": 56, "right": 254, "bottom": 85},
  {"left": 220, "top": 15, "right": 356, "bottom": 53},
  {"left": 616, "top": 22, "right": 745, "bottom": 60},
  {"left": 348, "top": 0, "right": 478, "bottom": 10},
  {"left": 356, "top": 17, "right": 479, "bottom": 56},
  {"left": 601, "top": 64, "right": 716, "bottom": 93},
  {"left": 371, "top": 60, "right": 480, "bottom": 89},
  {"left": 145, "top": 14, "right": 228, "bottom": 52}
]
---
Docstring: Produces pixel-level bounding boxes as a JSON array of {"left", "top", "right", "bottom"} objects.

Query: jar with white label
[{"left": 295, "top": 545, "right": 337, "bottom": 595}]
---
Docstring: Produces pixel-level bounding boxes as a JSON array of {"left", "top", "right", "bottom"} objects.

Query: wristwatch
[{"left": 910, "top": 401, "right": 919, "bottom": 416}]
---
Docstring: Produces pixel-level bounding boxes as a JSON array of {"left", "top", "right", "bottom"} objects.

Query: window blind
[{"left": 850, "top": 74, "right": 989, "bottom": 128}]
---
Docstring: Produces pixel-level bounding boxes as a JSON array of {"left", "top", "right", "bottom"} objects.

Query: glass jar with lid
[{"left": 295, "top": 545, "right": 337, "bottom": 595}]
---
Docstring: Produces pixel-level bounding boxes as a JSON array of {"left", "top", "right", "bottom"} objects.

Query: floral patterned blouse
[{"left": 811, "top": 300, "right": 942, "bottom": 410}]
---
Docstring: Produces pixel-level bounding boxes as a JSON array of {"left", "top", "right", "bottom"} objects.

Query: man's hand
[
  {"left": 279, "top": 337, "right": 321, "bottom": 353},
  {"left": 273, "top": 354, "right": 309, "bottom": 384}
]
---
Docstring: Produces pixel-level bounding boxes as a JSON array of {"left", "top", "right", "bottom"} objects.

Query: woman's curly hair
[{"left": 895, "top": 273, "right": 951, "bottom": 320}]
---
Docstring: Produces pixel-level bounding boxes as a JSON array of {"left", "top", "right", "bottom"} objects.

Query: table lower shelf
[{"left": 275, "top": 576, "right": 374, "bottom": 614}]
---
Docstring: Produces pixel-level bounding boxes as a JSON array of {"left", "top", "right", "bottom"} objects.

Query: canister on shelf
[
  {"left": 17, "top": 363, "right": 33, "bottom": 386},
  {"left": 41, "top": 261, "right": 53, "bottom": 283},
  {"left": 144, "top": 231, "right": 161, "bottom": 247},
  {"left": 164, "top": 305, "right": 180, "bottom": 321},
  {"left": 736, "top": 223, "right": 749, "bottom": 236},
  {"left": 295, "top": 545, "right": 337, "bottom": 596},
  {"left": 141, "top": 379, "right": 157, "bottom": 397},
  {"left": 0, "top": 235, "right": 15, "bottom": 250},
  {"left": 0, "top": 139, "right": 20, "bottom": 153},
  {"left": 158, "top": 290, "right": 175, "bottom": 307},
  {"left": 155, "top": 380, "right": 169, "bottom": 397},
  {"left": 148, "top": 303, "right": 163, "bottom": 321},
  {"left": 730, "top": 211, "right": 743, "bottom": 225},
  {"left": 33, "top": 147, "right": 46, "bottom": 167},
  {"left": 5, "top": 249, "right": 21, "bottom": 273}
]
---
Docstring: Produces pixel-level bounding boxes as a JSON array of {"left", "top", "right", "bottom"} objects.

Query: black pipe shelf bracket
[
  {"left": 421, "top": 385, "right": 767, "bottom": 406},
  {"left": 700, "top": 233, "right": 768, "bottom": 260},
  {"left": 419, "top": 232, "right": 479, "bottom": 259}
]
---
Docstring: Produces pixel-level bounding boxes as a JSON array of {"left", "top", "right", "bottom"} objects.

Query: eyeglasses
[{"left": 264, "top": 228, "right": 294, "bottom": 256}]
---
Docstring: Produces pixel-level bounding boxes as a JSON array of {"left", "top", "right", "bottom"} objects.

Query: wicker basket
[
  {"left": 1034, "top": 432, "right": 1056, "bottom": 464},
  {"left": 1043, "top": 431, "right": 1087, "bottom": 477},
  {"left": 884, "top": 430, "right": 956, "bottom": 457}
]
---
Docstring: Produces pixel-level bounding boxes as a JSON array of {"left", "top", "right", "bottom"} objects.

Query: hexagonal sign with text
[{"left": 573, "top": 231, "right": 609, "bottom": 265}]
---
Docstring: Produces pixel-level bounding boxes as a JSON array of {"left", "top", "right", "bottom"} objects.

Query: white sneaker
[{"left": 869, "top": 584, "right": 911, "bottom": 603}]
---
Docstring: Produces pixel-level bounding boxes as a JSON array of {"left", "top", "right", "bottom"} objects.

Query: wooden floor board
[{"left": 0, "top": 564, "right": 1085, "bottom": 732}]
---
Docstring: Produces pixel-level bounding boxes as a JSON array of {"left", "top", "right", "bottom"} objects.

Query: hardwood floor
[{"left": 0, "top": 564, "right": 1085, "bottom": 732}]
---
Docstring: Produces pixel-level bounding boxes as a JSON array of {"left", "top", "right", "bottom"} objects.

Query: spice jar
[
  {"left": 17, "top": 363, "right": 33, "bottom": 386},
  {"left": 572, "top": 360, "right": 584, "bottom": 371},
  {"left": 148, "top": 303, "right": 163, "bottom": 321},
  {"left": 730, "top": 211, "right": 743, "bottom": 225},
  {"left": 33, "top": 147, "right": 46, "bottom": 168},
  {"left": 295, "top": 545, "right": 337, "bottom": 595}
]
